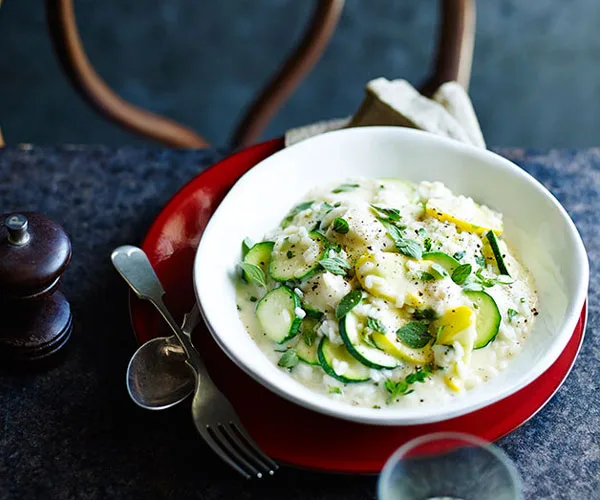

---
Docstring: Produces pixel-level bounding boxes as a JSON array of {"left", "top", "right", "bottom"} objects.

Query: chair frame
[{"left": 43, "top": 0, "right": 474, "bottom": 149}]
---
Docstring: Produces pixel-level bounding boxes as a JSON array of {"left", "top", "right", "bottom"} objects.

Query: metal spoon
[
  {"left": 124, "top": 307, "right": 199, "bottom": 410},
  {"left": 111, "top": 245, "right": 198, "bottom": 410}
]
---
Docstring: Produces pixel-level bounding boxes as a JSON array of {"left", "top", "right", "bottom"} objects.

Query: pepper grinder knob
[
  {"left": 0, "top": 212, "right": 73, "bottom": 364},
  {"left": 6, "top": 214, "right": 31, "bottom": 246}
]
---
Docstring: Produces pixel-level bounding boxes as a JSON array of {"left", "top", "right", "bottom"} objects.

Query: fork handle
[{"left": 148, "top": 296, "right": 201, "bottom": 366}]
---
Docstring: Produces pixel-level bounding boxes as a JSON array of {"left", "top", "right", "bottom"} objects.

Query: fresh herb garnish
[
  {"left": 332, "top": 183, "right": 360, "bottom": 193},
  {"left": 361, "top": 332, "right": 378, "bottom": 349},
  {"left": 473, "top": 268, "right": 496, "bottom": 287},
  {"left": 286, "top": 250, "right": 294, "bottom": 259},
  {"left": 405, "top": 366, "right": 432, "bottom": 384},
  {"left": 281, "top": 201, "right": 314, "bottom": 228},
  {"left": 384, "top": 367, "right": 433, "bottom": 400},
  {"left": 396, "top": 322, "right": 432, "bottom": 348},
  {"left": 312, "top": 202, "right": 336, "bottom": 231},
  {"left": 417, "top": 228, "right": 427, "bottom": 237},
  {"left": 375, "top": 213, "right": 422, "bottom": 259},
  {"left": 249, "top": 296, "right": 258, "bottom": 302},
  {"left": 335, "top": 290, "right": 363, "bottom": 319},
  {"left": 507, "top": 308, "right": 518, "bottom": 323},
  {"left": 423, "top": 237, "right": 433, "bottom": 252},
  {"left": 429, "top": 263, "right": 448, "bottom": 279},
  {"left": 242, "top": 237, "right": 254, "bottom": 258},
  {"left": 475, "top": 253, "right": 487, "bottom": 267},
  {"left": 302, "top": 326, "right": 316, "bottom": 346},
  {"left": 472, "top": 268, "right": 514, "bottom": 288},
  {"left": 319, "top": 256, "right": 351, "bottom": 276},
  {"left": 395, "top": 238, "right": 423, "bottom": 260},
  {"left": 462, "top": 282, "right": 484, "bottom": 292},
  {"left": 520, "top": 297, "right": 526, "bottom": 303},
  {"left": 380, "top": 219, "right": 404, "bottom": 241},
  {"left": 451, "top": 263, "right": 472, "bottom": 284},
  {"left": 370, "top": 205, "right": 401, "bottom": 222},
  {"left": 278, "top": 349, "right": 299, "bottom": 369},
  {"left": 328, "top": 386, "right": 342, "bottom": 394},
  {"left": 366, "top": 317, "right": 387, "bottom": 334},
  {"left": 332, "top": 217, "right": 350, "bottom": 234},
  {"left": 453, "top": 251, "right": 466, "bottom": 261},
  {"left": 384, "top": 378, "right": 411, "bottom": 398},
  {"left": 419, "top": 271, "right": 435, "bottom": 281},
  {"left": 413, "top": 308, "right": 437, "bottom": 321},
  {"left": 240, "top": 263, "right": 267, "bottom": 288}
]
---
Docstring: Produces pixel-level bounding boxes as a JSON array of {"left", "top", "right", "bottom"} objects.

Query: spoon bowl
[{"left": 126, "top": 336, "right": 195, "bottom": 410}]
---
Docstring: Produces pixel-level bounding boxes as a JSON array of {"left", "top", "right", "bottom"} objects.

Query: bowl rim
[{"left": 194, "top": 126, "right": 589, "bottom": 426}]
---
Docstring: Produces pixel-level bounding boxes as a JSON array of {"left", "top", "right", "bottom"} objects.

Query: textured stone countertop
[{"left": 0, "top": 146, "right": 598, "bottom": 500}]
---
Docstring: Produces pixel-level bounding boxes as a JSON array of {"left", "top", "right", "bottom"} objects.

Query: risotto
[{"left": 235, "top": 178, "right": 537, "bottom": 409}]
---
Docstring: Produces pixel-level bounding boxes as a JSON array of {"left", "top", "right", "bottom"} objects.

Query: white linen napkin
[{"left": 285, "top": 78, "right": 485, "bottom": 149}]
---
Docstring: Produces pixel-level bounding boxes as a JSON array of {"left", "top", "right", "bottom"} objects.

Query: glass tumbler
[{"left": 378, "top": 432, "right": 523, "bottom": 500}]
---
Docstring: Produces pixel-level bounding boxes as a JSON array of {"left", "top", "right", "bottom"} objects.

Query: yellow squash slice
[
  {"left": 433, "top": 305, "right": 477, "bottom": 365},
  {"left": 435, "top": 306, "right": 475, "bottom": 345},
  {"left": 371, "top": 331, "right": 433, "bottom": 364},
  {"left": 425, "top": 196, "right": 503, "bottom": 235}
]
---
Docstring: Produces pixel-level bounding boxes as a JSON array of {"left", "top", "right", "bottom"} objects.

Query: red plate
[{"left": 130, "top": 138, "right": 587, "bottom": 474}]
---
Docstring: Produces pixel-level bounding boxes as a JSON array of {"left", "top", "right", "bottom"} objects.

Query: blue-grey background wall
[{"left": 1, "top": 1, "right": 600, "bottom": 147}]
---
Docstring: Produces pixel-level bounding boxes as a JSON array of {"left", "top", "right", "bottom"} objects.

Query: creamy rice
[{"left": 236, "top": 178, "right": 537, "bottom": 409}]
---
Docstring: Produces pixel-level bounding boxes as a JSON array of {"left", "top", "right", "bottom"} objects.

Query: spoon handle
[{"left": 111, "top": 245, "right": 200, "bottom": 365}]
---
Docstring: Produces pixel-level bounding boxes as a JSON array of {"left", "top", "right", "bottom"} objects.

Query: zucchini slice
[
  {"left": 422, "top": 251, "right": 461, "bottom": 275},
  {"left": 317, "top": 337, "right": 371, "bottom": 384},
  {"left": 256, "top": 286, "right": 302, "bottom": 343},
  {"left": 303, "top": 306, "right": 324, "bottom": 320},
  {"left": 485, "top": 230, "right": 510, "bottom": 276},
  {"left": 296, "top": 339, "right": 319, "bottom": 365},
  {"left": 339, "top": 312, "right": 400, "bottom": 369},
  {"left": 242, "top": 241, "right": 274, "bottom": 281},
  {"left": 464, "top": 290, "right": 501, "bottom": 349},
  {"left": 269, "top": 231, "right": 328, "bottom": 282},
  {"left": 296, "top": 316, "right": 320, "bottom": 365}
]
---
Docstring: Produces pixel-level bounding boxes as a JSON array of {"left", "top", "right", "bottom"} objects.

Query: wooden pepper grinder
[{"left": 0, "top": 212, "right": 73, "bottom": 363}]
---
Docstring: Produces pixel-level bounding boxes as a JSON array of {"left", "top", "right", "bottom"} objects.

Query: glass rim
[{"left": 378, "top": 432, "right": 524, "bottom": 500}]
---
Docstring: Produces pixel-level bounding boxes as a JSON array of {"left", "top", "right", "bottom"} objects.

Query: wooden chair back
[{"left": 42, "top": 0, "right": 474, "bottom": 149}]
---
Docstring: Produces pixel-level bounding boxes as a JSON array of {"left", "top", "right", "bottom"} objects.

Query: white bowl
[{"left": 194, "top": 127, "right": 588, "bottom": 426}]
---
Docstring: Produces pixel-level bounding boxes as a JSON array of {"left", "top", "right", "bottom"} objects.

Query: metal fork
[
  {"left": 190, "top": 349, "right": 279, "bottom": 478},
  {"left": 111, "top": 245, "right": 279, "bottom": 478}
]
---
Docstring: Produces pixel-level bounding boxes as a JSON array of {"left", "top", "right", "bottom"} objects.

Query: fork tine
[
  {"left": 200, "top": 427, "right": 253, "bottom": 479},
  {"left": 229, "top": 422, "right": 279, "bottom": 473},
  {"left": 221, "top": 423, "right": 274, "bottom": 476},
  {"left": 211, "top": 425, "right": 264, "bottom": 479}
]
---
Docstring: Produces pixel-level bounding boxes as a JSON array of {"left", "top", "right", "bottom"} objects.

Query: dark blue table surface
[{"left": 0, "top": 146, "right": 598, "bottom": 500}]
